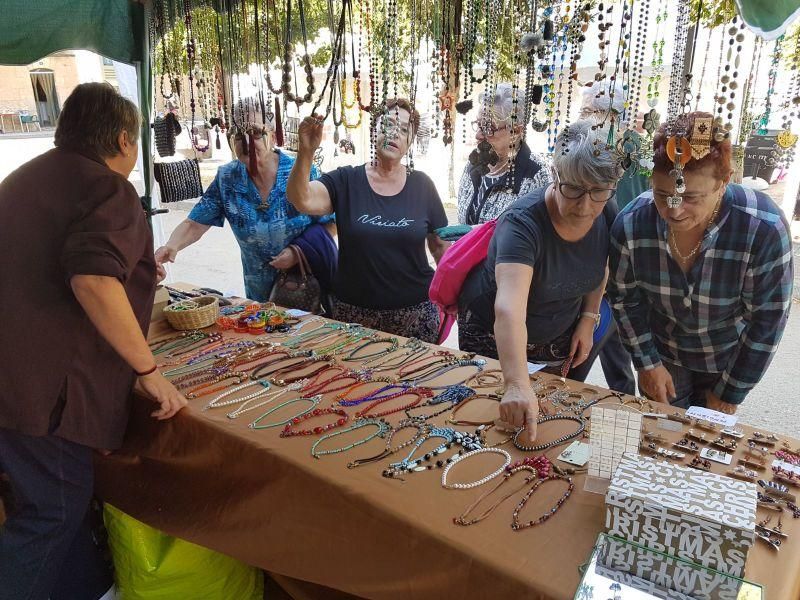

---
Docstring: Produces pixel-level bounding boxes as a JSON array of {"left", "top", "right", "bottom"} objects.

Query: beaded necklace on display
[
  {"left": 404, "top": 385, "right": 476, "bottom": 422},
  {"left": 270, "top": 356, "right": 337, "bottom": 386},
  {"left": 280, "top": 405, "right": 350, "bottom": 437},
  {"left": 361, "top": 339, "right": 429, "bottom": 372},
  {"left": 447, "top": 392, "right": 500, "bottom": 427},
  {"left": 311, "top": 418, "right": 392, "bottom": 458},
  {"left": 226, "top": 382, "right": 305, "bottom": 420},
  {"left": 355, "top": 387, "right": 433, "bottom": 419},
  {"left": 453, "top": 465, "right": 538, "bottom": 526},
  {"left": 511, "top": 474, "right": 574, "bottom": 530},
  {"left": 299, "top": 366, "right": 360, "bottom": 396},
  {"left": 624, "top": 0, "right": 649, "bottom": 133},
  {"left": 250, "top": 395, "right": 322, "bottom": 430},
  {"left": 408, "top": 359, "right": 487, "bottom": 390},
  {"left": 546, "top": 4, "right": 567, "bottom": 153},
  {"left": 347, "top": 420, "right": 431, "bottom": 468},
  {"left": 777, "top": 33, "right": 800, "bottom": 168},
  {"left": 513, "top": 414, "right": 586, "bottom": 452},
  {"left": 665, "top": 0, "right": 691, "bottom": 121},
  {"left": 693, "top": 28, "right": 715, "bottom": 113},
  {"left": 383, "top": 426, "right": 487, "bottom": 477},
  {"left": 441, "top": 447, "right": 512, "bottom": 490},
  {"left": 715, "top": 17, "right": 747, "bottom": 140},
  {"left": 342, "top": 337, "right": 399, "bottom": 362},
  {"left": 150, "top": 331, "right": 206, "bottom": 355},
  {"left": 184, "top": 372, "right": 248, "bottom": 399},
  {"left": 204, "top": 377, "right": 272, "bottom": 411},
  {"left": 335, "top": 379, "right": 405, "bottom": 407}
]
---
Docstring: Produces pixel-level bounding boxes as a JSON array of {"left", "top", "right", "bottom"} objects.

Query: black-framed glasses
[
  {"left": 558, "top": 182, "right": 617, "bottom": 203},
  {"left": 470, "top": 120, "right": 508, "bottom": 136}
]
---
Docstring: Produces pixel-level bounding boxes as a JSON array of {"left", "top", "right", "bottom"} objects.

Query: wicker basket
[{"left": 163, "top": 295, "right": 220, "bottom": 330}]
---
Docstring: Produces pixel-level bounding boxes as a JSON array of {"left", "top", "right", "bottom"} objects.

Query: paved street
[{"left": 2, "top": 134, "right": 799, "bottom": 436}]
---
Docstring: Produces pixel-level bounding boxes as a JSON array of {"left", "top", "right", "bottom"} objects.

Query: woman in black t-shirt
[
  {"left": 457, "top": 120, "right": 620, "bottom": 442},
  {"left": 287, "top": 99, "right": 449, "bottom": 342}
]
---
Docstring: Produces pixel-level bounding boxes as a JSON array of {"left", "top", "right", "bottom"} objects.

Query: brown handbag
[{"left": 268, "top": 245, "right": 322, "bottom": 314}]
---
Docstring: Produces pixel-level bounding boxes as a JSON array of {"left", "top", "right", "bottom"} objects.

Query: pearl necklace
[
  {"left": 204, "top": 378, "right": 272, "bottom": 411},
  {"left": 441, "top": 448, "right": 512, "bottom": 490}
]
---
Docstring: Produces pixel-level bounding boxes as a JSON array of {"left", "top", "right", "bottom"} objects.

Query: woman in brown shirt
[{"left": 0, "top": 83, "right": 185, "bottom": 600}]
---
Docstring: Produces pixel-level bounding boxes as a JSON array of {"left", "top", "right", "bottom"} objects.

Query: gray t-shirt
[{"left": 460, "top": 188, "right": 616, "bottom": 344}]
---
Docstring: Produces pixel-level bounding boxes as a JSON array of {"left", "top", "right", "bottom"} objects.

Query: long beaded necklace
[
  {"left": 453, "top": 465, "right": 538, "bottom": 526},
  {"left": 342, "top": 337, "right": 399, "bottom": 363},
  {"left": 512, "top": 414, "right": 585, "bottom": 452},
  {"left": 665, "top": 0, "right": 691, "bottom": 121},
  {"left": 777, "top": 33, "right": 800, "bottom": 168},
  {"left": 404, "top": 385, "right": 476, "bottom": 422},
  {"left": 441, "top": 447, "right": 512, "bottom": 490},
  {"left": 311, "top": 418, "right": 392, "bottom": 458},
  {"left": 511, "top": 474, "right": 574, "bottom": 530},
  {"left": 408, "top": 359, "right": 487, "bottom": 389},
  {"left": 250, "top": 395, "right": 322, "bottom": 430},
  {"left": 715, "top": 17, "right": 747, "bottom": 140},
  {"left": 226, "top": 381, "right": 305, "bottom": 420}
]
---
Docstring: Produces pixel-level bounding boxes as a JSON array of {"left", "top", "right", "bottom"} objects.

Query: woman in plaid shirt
[{"left": 608, "top": 112, "right": 793, "bottom": 414}]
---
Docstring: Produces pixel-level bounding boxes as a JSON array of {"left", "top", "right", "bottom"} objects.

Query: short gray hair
[
  {"left": 579, "top": 81, "right": 626, "bottom": 119},
  {"left": 478, "top": 82, "right": 526, "bottom": 125},
  {"left": 552, "top": 119, "right": 622, "bottom": 185}
]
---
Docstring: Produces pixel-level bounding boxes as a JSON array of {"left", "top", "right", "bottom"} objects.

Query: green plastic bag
[{"left": 104, "top": 504, "right": 263, "bottom": 600}]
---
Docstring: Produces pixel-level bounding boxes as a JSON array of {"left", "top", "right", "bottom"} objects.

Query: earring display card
[
  {"left": 557, "top": 440, "right": 591, "bottom": 466},
  {"left": 701, "top": 447, "right": 733, "bottom": 465},
  {"left": 606, "top": 453, "right": 757, "bottom": 578},
  {"left": 588, "top": 406, "right": 642, "bottom": 479},
  {"left": 685, "top": 406, "right": 739, "bottom": 428}
]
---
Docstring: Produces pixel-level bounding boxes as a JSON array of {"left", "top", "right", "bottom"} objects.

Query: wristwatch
[{"left": 580, "top": 312, "right": 601, "bottom": 330}]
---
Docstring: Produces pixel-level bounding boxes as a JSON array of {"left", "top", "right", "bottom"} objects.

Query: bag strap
[{"left": 289, "top": 245, "right": 310, "bottom": 278}]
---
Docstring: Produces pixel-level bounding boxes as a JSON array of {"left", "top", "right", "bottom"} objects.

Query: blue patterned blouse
[{"left": 188, "top": 152, "right": 330, "bottom": 301}]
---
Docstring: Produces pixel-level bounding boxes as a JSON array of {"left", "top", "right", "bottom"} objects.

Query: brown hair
[
  {"left": 653, "top": 111, "right": 732, "bottom": 180},
  {"left": 54, "top": 82, "right": 140, "bottom": 158},
  {"left": 383, "top": 98, "right": 421, "bottom": 136}
]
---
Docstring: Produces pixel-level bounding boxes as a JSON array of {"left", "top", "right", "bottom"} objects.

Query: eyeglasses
[
  {"left": 557, "top": 182, "right": 616, "bottom": 203},
  {"left": 471, "top": 120, "right": 508, "bottom": 136},
  {"left": 376, "top": 118, "right": 411, "bottom": 138}
]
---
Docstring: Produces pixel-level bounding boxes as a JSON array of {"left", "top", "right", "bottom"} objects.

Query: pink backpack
[{"left": 429, "top": 219, "right": 497, "bottom": 344}]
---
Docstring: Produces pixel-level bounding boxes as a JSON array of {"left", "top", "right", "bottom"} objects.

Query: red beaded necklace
[{"left": 279, "top": 407, "right": 350, "bottom": 438}]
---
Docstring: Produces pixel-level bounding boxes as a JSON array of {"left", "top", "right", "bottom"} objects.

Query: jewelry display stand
[{"left": 584, "top": 406, "right": 642, "bottom": 495}]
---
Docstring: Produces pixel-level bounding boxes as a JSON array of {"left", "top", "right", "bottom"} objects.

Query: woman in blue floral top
[{"left": 155, "top": 117, "right": 333, "bottom": 301}]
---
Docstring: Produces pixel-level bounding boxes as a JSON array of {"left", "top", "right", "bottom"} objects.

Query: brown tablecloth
[{"left": 94, "top": 317, "right": 800, "bottom": 600}]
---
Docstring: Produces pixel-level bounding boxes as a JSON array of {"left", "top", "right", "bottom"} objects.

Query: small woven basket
[{"left": 163, "top": 295, "right": 220, "bottom": 330}]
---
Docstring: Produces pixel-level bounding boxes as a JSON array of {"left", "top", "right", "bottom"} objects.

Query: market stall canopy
[
  {"left": 736, "top": 0, "right": 800, "bottom": 40},
  {"left": 0, "top": 0, "right": 145, "bottom": 66}
]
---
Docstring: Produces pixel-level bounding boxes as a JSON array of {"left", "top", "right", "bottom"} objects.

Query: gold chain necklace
[{"left": 669, "top": 198, "right": 722, "bottom": 262}]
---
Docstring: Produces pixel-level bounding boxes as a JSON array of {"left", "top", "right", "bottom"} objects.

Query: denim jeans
[{"left": 0, "top": 428, "right": 111, "bottom": 600}]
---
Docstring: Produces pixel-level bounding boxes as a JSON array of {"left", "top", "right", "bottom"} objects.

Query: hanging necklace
[{"left": 280, "top": 0, "right": 316, "bottom": 107}]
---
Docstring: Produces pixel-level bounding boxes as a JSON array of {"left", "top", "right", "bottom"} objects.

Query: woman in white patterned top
[{"left": 456, "top": 82, "right": 552, "bottom": 225}]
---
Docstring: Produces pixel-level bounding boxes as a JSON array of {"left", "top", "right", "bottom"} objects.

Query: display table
[{"left": 94, "top": 313, "right": 800, "bottom": 600}]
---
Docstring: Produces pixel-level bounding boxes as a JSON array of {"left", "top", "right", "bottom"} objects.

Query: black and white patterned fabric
[{"left": 456, "top": 142, "right": 552, "bottom": 225}]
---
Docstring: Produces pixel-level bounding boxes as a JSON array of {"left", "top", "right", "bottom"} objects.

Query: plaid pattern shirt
[{"left": 608, "top": 184, "right": 793, "bottom": 404}]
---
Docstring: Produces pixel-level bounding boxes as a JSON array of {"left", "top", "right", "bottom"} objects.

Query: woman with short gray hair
[
  {"left": 456, "top": 82, "right": 551, "bottom": 224},
  {"left": 458, "top": 119, "right": 621, "bottom": 442}
]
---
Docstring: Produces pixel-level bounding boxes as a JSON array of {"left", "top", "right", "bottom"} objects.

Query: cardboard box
[{"left": 605, "top": 453, "right": 756, "bottom": 578}]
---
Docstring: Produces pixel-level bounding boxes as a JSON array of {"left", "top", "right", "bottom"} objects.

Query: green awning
[
  {"left": 735, "top": 0, "right": 800, "bottom": 40},
  {"left": 0, "top": 0, "right": 144, "bottom": 66}
]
